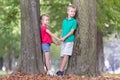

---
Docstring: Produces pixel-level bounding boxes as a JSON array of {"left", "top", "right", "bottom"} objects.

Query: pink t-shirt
[{"left": 40, "top": 25, "right": 53, "bottom": 44}]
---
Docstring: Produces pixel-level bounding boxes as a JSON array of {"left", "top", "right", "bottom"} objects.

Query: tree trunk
[
  {"left": 4, "top": 47, "right": 11, "bottom": 72},
  {"left": 66, "top": 0, "right": 100, "bottom": 76},
  {"left": 97, "top": 29, "right": 104, "bottom": 73},
  {"left": 96, "top": 0, "right": 105, "bottom": 73},
  {"left": 0, "top": 57, "right": 3, "bottom": 70},
  {"left": 4, "top": 53, "right": 11, "bottom": 72},
  {"left": 15, "top": 0, "right": 44, "bottom": 74}
]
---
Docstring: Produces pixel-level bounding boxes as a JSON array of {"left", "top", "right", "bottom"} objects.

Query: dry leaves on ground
[{"left": 0, "top": 73, "right": 120, "bottom": 80}]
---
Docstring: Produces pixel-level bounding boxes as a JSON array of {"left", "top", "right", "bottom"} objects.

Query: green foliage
[
  {"left": 40, "top": 0, "right": 72, "bottom": 35},
  {"left": 0, "top": 0, "right": 120, "bottom": 58},
  {"left": 0, "top": 0, "right": 20, "bottom": 57},
  {"left": 97, "top": 0, "right": 120, "bottom": 37},
  {"left": 51, "top": 44, "right": 61, "bottom": 57}
]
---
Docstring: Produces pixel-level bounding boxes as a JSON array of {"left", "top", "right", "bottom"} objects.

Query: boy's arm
[
  {"left": 46, "top": 29, "right": 60, "bottom": 40},
  {"left": 61, "top": 29, "right": 75, "bottom": 41}
]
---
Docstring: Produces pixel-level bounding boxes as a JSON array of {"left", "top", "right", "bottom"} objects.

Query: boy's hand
[
  {"left": 60, "top": 37, "right": 65, "bottom": 42},
  {"left": 53, "top": 40, "right": 61, "bottom": 45}
]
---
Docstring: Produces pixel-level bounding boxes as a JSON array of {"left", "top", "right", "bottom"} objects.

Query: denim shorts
[{"left": 42, "top": 43, "right": 50, "bottom": 53}]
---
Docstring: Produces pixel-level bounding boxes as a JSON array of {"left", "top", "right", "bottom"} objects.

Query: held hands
[
  {"left": 54, "top": 37, "right": 66, "bottom": 45},
  {"left": 55, "top": 39, "right": 61, "bottom": 45},
  {"left": 55, "top": 37, "right": 66, "bottom": 45},
  {"left": 60, "top": 37, "right": 65, "bottom": 42}
]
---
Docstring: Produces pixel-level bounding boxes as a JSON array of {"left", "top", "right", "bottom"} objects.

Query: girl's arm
[
  {"left": 61, "top": 29, "right": 75, "bottom": 41},
  {"left": 46, "top": 29, "right": 59, "bottom": 40}
]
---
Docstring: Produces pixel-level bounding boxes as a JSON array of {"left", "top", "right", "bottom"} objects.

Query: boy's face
[{"left": 67, "top": 7, "right": 76, "bottom": 18}]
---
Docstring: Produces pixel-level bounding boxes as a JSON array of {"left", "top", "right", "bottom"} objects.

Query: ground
[{"left": 0, "top": 73, "right": 120, "bottom": 80}]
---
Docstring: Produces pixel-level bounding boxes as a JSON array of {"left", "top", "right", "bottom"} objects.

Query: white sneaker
[{"left": 47, "top": 70, "right": 54, "bottom": 76}]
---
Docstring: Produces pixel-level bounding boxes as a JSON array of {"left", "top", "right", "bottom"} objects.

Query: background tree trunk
[
  {"left": 96, "top": 0, "right": 105, "bottom": 73},
  {"left": 97, "top": 29, "right": 105, "bottom": 73},
  {"left": 14, "top": 0, "right": 44, "bottom": 74},
  {"left": 4, "top": 47, "right": 11, "bottom": 72},
  {"left": 4, "top": 54, "right": 11, "bottom": 72},
  {"left": 0, "top": 57, "right": 3, "bottom": 70},
  {"left": 66, "top": 0, "right": 100, "bottom": 76}
]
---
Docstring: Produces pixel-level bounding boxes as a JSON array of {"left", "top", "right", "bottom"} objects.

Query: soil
[{"left": 0, "top": 73, "right": 120, "bottom": 80}]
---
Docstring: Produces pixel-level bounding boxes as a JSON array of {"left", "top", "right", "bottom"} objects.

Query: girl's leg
[
  {"left": 44, "top": 52, "right": 51, "bottom": 71},
  {"left": 44, "top": 52, "right": 54, "bottom": 75}
]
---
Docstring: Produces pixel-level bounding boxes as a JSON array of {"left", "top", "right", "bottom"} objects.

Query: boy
[{"left": 56, "top": 5, "right": 77, "bottom": 76}]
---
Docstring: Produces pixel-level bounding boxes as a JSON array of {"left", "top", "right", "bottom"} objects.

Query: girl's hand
[
  {"left": 56, "top": 40, "right": 61, "bottom": 45},
  {"left": 54, "top": 40, "right": 61, "bottom": 45}
]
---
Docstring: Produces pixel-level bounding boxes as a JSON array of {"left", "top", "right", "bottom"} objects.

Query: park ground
[{"left": 0, "top": 71, "right": 120, "bottom": 80}]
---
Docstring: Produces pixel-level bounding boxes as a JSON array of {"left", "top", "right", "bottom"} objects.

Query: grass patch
[
  {"left": 0, "top": 71, "right": 8, "bottom": 76},
  {"left": 103, "top": 73, "right": 120, "bottom": 78}
]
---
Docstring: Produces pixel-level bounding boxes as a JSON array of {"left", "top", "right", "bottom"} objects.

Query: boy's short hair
[{"left": 67, "top": 5, "right": 76, "bottom": 11}]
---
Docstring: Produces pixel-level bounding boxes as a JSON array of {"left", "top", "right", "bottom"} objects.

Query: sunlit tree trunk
[
  {"left": 15, "top": 0, "right": 44, "bottom": 74},
  {"left": 4, "top": 54, "right": 11, "bottom": 72},
  {"left": 4, "top": 47, "right": 11, "bottom": 73},
  {"left": 66, "top": 0, "right": 100, "bottom": 76}
]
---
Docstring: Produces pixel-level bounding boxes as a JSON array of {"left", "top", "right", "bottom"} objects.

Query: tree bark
[
  {"left": 15, "top": 0, "right": 44, "bottom": 74},
  {"left": 0, "top": 57, "right": 3, "bottom": 70},
  {"left": 66, "top": 0, "right": 100, "bottom": 76},
  {"left": 4, "top": 53, "right": 11, "bottom": 72},
  {"left": 96, "top": 0, "right": 105, "bottom": 73},
  {"left": 97, "top": 29, "right": 104, "bottom": 73},
  {"left": 4, "top": 47, "right": 11, "bottom": 72}
]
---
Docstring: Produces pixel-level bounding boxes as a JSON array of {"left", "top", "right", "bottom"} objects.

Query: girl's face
[
  {"left": 41, "top": 16, "right": 49, "bottom": 26},
  {"left": 67, "top": 7, "right": 76, "bottom": 18}
]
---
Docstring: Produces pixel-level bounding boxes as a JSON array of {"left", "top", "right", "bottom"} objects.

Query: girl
[{"left": 40, "top": 14, "right": 60, "bottom": 75}]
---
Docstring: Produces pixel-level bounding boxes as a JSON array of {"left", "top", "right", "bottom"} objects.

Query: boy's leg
[
  {"left": 44, "top": 52, "right": 51, "bottom": 70},
  {"left": 56, "top": 55, "right": 69, "bottom": 76},
  {"left": 59, "top": 55, "right": 69, "bottom": 71},
  {"left": 56, "top": 42, "right": 73, "bottom": 76}
]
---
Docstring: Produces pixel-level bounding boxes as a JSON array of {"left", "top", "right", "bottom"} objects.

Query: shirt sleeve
[
  {"left": 72, "top": 20, "right": 77, "bottom": 30},
  {"left": 42, "top": 26, "right": 48, "bottom": 32}
]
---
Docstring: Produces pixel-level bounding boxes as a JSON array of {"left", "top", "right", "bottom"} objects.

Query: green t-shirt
[{"left": 62, "top": 18, "right": 77, "bottom": 42}]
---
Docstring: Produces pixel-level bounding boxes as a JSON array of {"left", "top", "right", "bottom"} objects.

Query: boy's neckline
[
  {"left": 68, "top": 17, "right": 72, "bottom": 19},
  {"left": 66, "top": 17, "right": 74, "bottom": 20}
]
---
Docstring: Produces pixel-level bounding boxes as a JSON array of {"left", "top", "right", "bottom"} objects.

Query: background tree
[
  {"left": 15, "top": 0, "right": 44, "bottom": 74},
  {"left": 97, "top": 0, "right": 104, "bottom": 73},
  {"left": 96, "top": 0, "right": 120, "bottom": 73},
  {"left": 66, "top": 0, "right": 100, "bottom": 76},
  {"left": 97, "top": 0, "right": 120, "bottom": 38},
  {"left": 0, "top": 0, "right": 20, "bottom": 71}
]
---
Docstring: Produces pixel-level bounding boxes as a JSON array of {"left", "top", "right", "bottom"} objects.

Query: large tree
[
  {"left": 14, "top": 0, "right": 44, "bottom": 74},
  {"left": 66, "top": 0, "right": 100, "bottom": 76}
]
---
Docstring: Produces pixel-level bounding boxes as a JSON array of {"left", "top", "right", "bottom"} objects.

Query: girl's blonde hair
[
  {"left": 40, "top": 14, "right": 49, "bottom": 20},
  {"left": 40, "top": 14, "right": 49, "bottom": 25}
]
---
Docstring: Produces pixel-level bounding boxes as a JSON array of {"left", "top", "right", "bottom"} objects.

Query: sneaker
[
  {"left": 47, "top": 70, "right": 54, "bottom": 76},
  {"left": 56, "top": 71, "right": 64, "bottom": 76}
]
